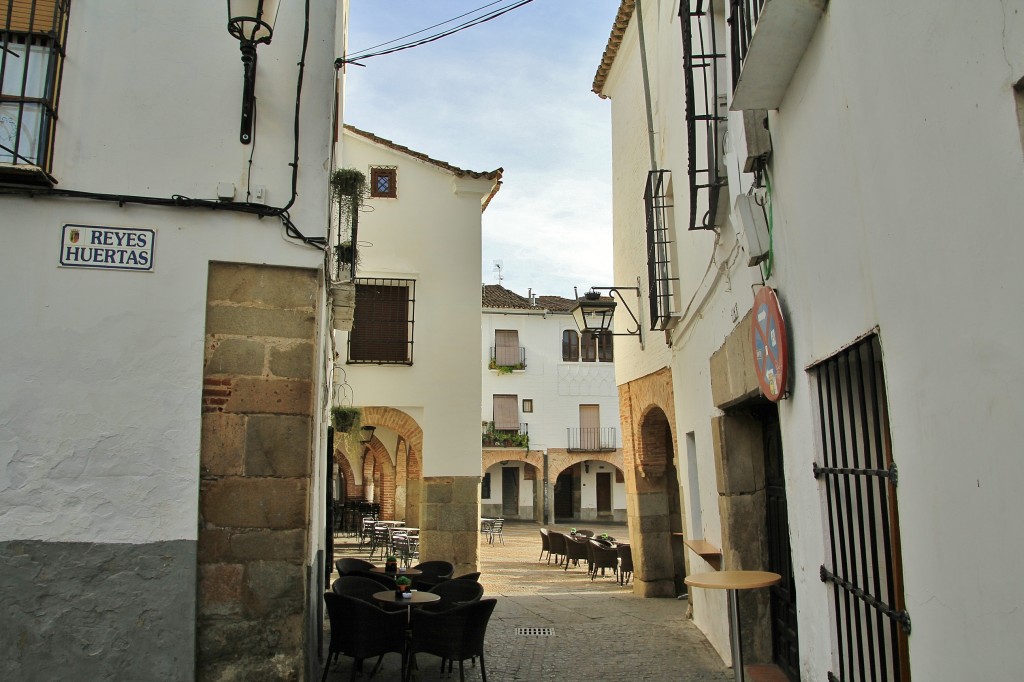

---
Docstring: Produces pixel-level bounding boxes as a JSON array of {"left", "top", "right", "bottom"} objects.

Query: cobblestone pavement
[{"left": 325, "top": 520, "right": 732, "bottom": 681}]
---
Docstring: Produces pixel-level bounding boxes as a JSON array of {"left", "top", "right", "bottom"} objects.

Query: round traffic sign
[{"left": 750, "top": 286, "right": 789, "bottom": 401}]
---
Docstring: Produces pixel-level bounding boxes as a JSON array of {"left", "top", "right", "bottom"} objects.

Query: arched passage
[{"left": 359, "top": 407, "right": 424, "bottom": 525}]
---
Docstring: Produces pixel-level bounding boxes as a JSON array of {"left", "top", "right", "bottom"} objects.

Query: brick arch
[
  {"left": 636, "top": 406, "right": 673, "bottom": 480},
  {"left": 335, "top": 446, "right": 359, "bottom": 500},
  {"left": 361, "top": 406, "right": 422, "bottom": 480},
  {"left": 547, "top": 451, "right": 624, "bottom": 482},
  {"left": 363, "top": 438, "right": 396, "bottom": 520},
  {"left": 482, "top": 449, "right": 544, "bottom": 474}
]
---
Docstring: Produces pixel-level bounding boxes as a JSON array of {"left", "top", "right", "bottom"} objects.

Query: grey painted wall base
[{"left": 0, "top": 539, "right": 196, "bottom": 681}]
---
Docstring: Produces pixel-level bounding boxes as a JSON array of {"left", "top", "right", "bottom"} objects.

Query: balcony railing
[
  {"left": 729, "top": 0, "right": 766, "bottom": 90},
  {"left": 566, "top": 427, "right": 617, "bottom": 452},
  {"left": 489, "top": 346, "right": 527, "bottom": 371},
  {"left": 482, "top": 422, "right": 529, "bottom": 448}
]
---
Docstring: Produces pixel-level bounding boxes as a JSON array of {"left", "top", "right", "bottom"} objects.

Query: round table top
[
  {"left": 375, "top": 520, "right": 406, "bottom": 526},
  {"left": 370, "top": 567, "right": 422, "bottom": 576},
  {"left": 372, "top": 590, "right": 440, "bottom": 606},
  {"left": 685, "top": 570, "right": 782, "bottom": 590}
]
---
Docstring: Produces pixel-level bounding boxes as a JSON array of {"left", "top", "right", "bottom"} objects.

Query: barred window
[
  {"left": 812, "top": 334, "right": 910, "bottom": 682},
  {"left": 1, "top": 0, "right": 70, "bottom": 180},
  {"left": 347, "top": 278, "right": 415, "bottom": 365},
  {"left": 369, "top": 166, "right": 396, "bottom": 198}
]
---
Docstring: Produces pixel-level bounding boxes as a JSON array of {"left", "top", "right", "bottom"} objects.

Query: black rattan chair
[
  {"left": 454, "top": 572, "right": 481, "bottom": 582},
  {"left": 422, "top": 578, "right": 484, "bottom": 613},
  {"left": 538, "top": 528, "right": 551, "bottom": 563},
  {"left": 331, "top": 575, "right": 388, "bottom": 603},
  {"left": 405, "top": 598, "right": 498, "bottom": 682},
  {"left": 335, "top": 557, "right": 376, "bottom": 576},
  {"left": 588, "top": 539, "right": 618, "bottom": 581},
  {"left": 563, "top": 533, "right": 590, "bottom": 572},
  {"left": 616, "top": 543, "right": 634, "bottom": 586},
  {"left": 547, "top": 531, "right": 567, "bottom": 566},
  {"left": 322, "top": 592, "right": 407, "bottom": 682},
  {"left": 410, "top": 560, "right": 455, "bottom": 590}
]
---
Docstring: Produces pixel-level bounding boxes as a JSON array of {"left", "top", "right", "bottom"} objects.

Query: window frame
[
  {"left": 561, "top": 329, "right": 579, "bottom": 362},
  {"left": 347, "top": 277, "right": 415, "bottom": 365},
  {"left": 0, "top": 0, "right": 70, "bottom": 183},
  {"left": 369, "top": 166, "right": 397, "bottom": 198},
  {"left": 581, "top": 331, "right": 597, "bottom": 362}
]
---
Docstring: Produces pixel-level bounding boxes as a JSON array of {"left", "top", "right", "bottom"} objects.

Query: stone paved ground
[{"left": 325, "top": 520, "right": 732, "bottom": 681}]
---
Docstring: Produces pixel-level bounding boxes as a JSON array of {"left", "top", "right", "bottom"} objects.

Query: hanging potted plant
[
  {"left": 330, "top": 168, "right": 366, "bottom": 280},
  {"left": 331, "top": 406, "right": 361, "bottom": 433}
]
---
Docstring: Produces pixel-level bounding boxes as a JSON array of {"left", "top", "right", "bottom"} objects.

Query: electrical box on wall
[{"left": 733, "top": 193, "right": 770, "bottom": 266}]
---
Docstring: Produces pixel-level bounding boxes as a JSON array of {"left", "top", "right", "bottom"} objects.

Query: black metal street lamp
[
  {"left": 227, "top": 0, "right": 281, "bottom": 145},
  {"left": 570, "top": 285, "right": 644, "bottom": 347}
]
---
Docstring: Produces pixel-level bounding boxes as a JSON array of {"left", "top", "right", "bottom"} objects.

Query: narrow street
[{"left": 325, "top": 521, "right": 733, "bottom": 681}]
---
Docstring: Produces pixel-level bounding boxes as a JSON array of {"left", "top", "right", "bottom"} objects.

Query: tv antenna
[{"left": 493, "top": 260, "right": 504, "bottom": 283}]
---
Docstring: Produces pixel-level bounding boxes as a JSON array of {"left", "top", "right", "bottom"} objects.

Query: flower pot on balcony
[{"left": 331, "top": 281, "right": 356, "bottom": 331}]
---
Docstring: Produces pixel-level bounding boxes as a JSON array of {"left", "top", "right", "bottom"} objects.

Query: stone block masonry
[{"left": 198, "top": 262, "right": 319, "bottom": 681}]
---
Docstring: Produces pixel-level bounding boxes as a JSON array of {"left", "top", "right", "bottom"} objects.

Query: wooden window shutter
[
  {"left": 492, "top": 394, "right": 519, "bottom": 430},
  {"left": 581, "top": 331, "right": 597, "bottom": 362},
  {"left": 598, "top": 331, "right": 614, "bottom": 362},
  {"left": 4, "top": 1, "right": 59, "bottom": 32},
  {"left": 494, "top": 329, "right": 520, "bottom": 366},
  {"left": 350, "top": 282, "right": 409, "bottom": 362},
  {"left": 562, "top": 329, "right": 579, "bottom": 361}
]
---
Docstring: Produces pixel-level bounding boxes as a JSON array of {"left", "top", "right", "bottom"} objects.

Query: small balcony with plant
[
  {"left": 488, "top": 346, "right": 526, "bottom": 374},
  {"left": 481, "top": 422, "right": 529, "bottom": 449}
]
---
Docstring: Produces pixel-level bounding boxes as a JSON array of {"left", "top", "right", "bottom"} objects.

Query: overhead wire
[{"left": 338, "top": 0, "right": 535, "bottom": 65}]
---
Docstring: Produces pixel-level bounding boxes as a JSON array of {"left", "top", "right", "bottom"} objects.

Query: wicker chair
[
  {"left": 331, "top": 575, "right": 388, "bottom": 603},
  {"left": 573, "top": 529, "right": 595, "bottom": 538},
  {"left": 616, "top": 543, "right": 634, "bottom": 586},
  {"left": 410, "top": 560, "right": 455, "bottom": 590},
  {"left": 405, "top": 598, "right": 498, "bottom": 682},
  {"left": 322, "top": 592, "right": 407, "bottom": 682},
  {"left": 547, "top": 531, "right": 567, "bottom": 567},
  {"left": 538, "top": 528, "right": 551, "bottom": 563},
  {"left": 335, "top": 557, "right": 376, "bottom": 576},
  {"left": 588, "top": 540, "right": 618, "bottom": 581},
  {"left": 563, "top": 534, "right": 590, "bottom": 572},
  {"left": 422, "top": 578, "right": 484, "bottom": 613},
  {"left": 454, "top": 572, "right": 481, "bottom": 582}
]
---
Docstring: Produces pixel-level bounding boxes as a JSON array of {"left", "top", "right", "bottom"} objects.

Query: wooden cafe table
[
  {"left": 684, "top": 570, "right": 781, "bottom": 682},
  {"left": 372, "top": 589, "right": 440, "bottom": 623}
]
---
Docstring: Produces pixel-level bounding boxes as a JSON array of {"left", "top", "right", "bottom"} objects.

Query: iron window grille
[
  {"left": 645, "top": 169, "right": 677, "bottom": 330},
  {"left": 1, "top": 0, "right": 70, "bottom": 183},
  {"left": 811, "top": 334, "right": 910, "bottom": 682},
  {"left": 680, "top": 0, "right": 728, "bottom": 231},
  {"left": 481, "top": 420, "right": 528, "bottom": 448},
  {"left": 489, "top": 345, "right": 526, "bottom": 370},
  {"left": 369, "top": 166, "right": 397, "bottom": 198},
  {"left": 728, "top": 0, "right": 765, "bottom": 91},
  {"left": 347, "top": 278, "right": 415, "bottom": 365}
]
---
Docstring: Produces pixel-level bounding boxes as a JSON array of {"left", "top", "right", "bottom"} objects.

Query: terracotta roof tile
[
  {"left": 343, "top": 125, "right": 503, "bottom": 211},
  {"left": 592, "top": 0, "right": 635, "bottom": 98},
  {"left": 481, "top": 285, "right": 577, "bottom": 312}
]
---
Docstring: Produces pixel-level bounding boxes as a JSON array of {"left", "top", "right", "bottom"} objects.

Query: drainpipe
[
  {"left": 543, "top": 451, "right": 550, "bottom": 524},
  {"left": 636, "top": 0, "right": 659, "bottom": 172}
]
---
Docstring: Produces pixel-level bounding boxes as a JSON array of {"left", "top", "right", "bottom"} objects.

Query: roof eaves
[
  {"left": 592, "top": 0, "right": 636, "bottom": 99},
  {"left": 344, "top": 124, "right": 502, "bottom": 181}
]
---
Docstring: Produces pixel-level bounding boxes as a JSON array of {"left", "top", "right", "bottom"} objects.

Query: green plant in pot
[
  {"left": 331, "top": 406, "right": 361, "bottom": 433},
  {"left": 384, "top": 555, "right": 399, "bottom": 574},
  {"left": 395, "top": 575, "right": 412, "bottom": 597}
]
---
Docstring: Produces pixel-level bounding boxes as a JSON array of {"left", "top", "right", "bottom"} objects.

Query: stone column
[{"left": 418, "top": 476, "right": 481, "bottom": 577}]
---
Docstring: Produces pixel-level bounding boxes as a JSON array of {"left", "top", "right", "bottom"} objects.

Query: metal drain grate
[{"left": 516, "top": 627, "right": 553, "bottom": 637}]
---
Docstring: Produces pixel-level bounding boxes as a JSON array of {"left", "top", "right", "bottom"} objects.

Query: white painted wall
[
  {"left": 338, "top": 130, "right": 493, "bottom": 478},
  {"left": 481, "top": 308, "right": 621, "bottom": 452},
  {"left": 0, "top": 0, "right": 338, "bottom": 546},
  {"left": 602, "top": 0, "right": 1024, "bottom": 677}
]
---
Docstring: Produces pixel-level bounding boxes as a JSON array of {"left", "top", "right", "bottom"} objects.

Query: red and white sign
[{"left": 750, "top": 286, "right": 789, "bottom": 401}]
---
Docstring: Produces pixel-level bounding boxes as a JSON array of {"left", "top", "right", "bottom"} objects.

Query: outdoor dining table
[
  {"left": 370, "top": 566, "right": 422, "bottom": 576},
  {"left": 372, "top": 589, "right": 440, "bottom": 623},
  {"left": 684, "top": 570, "right": 781, "bottom": 682}
]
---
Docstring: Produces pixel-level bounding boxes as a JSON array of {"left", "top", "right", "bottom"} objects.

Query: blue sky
[{"left": 343, "top": 0, "right": 621, "bottom": 300}]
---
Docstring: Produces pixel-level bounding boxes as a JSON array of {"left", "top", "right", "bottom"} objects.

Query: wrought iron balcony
[
  {"left": 489, "top": 346, "right": 527, "bottom": 371},
  {"left": 729, "top": 0, "right": 827, "bottom": 110},
  {"left": 482, "top": 422, "right": 529, "bottom": 448},
  {"left": 566, "top": 427, "right": 617, "bottom": 452}
]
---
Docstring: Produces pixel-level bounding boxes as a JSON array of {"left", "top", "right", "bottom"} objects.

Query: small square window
[
  {"left": 370, "top": 167, "right": 397, "bottom": 198},
  {"left": 522, "top": 399, "right": 533, "bottom": 413}
]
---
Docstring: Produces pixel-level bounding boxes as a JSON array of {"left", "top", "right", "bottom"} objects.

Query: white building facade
[
  {"left": 1, "top": 1, "right": 345, "bottom": 679},
  {"left": 480, "top": 285, "right": 626, "bottom": 524},
  {"left": 596, "top": 1, "right": 1024, "bottom": 680},
  {"left": 332, "top": 125, "right": 501, "bottom": 578}
]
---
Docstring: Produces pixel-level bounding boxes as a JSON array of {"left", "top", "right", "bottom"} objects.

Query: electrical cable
[
  {"left": 351, "top": 0, "right": 510, "bottom": 55},
  {"left": 0, "top": 0, "right": 324, "bottom": 250},
  {"left": 759, "top": 167, "right": 774, "bottom": 280},
  {"left": 338, "top": 0, "right": 535, "bottom": 65}
]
